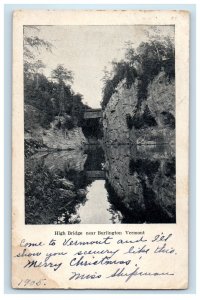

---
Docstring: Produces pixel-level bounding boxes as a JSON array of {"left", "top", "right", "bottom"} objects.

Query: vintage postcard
[{"left": 12, "top": 10, "right": 189, "bottom": 289}]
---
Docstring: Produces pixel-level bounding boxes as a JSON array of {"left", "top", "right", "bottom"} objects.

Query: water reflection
[
  {"left": 69, "top": 180, "right": 122, "bottom": 224},
  {"left": 25, "top": 143, "right": 175, "bottom": 224},
  {"left": 104, "top": 143, "right": 175, "bottom": 223}
]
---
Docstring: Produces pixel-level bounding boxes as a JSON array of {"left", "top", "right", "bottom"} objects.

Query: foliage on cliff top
[
  {"left": 101, "top": 61, "right": 138, "bottom": 109},
  {"left": 24, "top": 73, "right": 88, "bottom": 130},
  {"left": 101, "top": 37, "right": 175, "bottom": 109}
]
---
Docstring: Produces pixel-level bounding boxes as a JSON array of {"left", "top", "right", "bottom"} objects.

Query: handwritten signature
[{"left": 107, "top": 266, "right": 174, "bottom": 282}]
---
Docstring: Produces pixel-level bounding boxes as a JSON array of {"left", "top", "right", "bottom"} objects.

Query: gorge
[{"left": 25, "top": 35, "right": 176, "bottom": 225}]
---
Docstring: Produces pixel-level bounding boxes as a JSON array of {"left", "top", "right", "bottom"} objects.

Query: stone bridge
[
  {"left": 84, "top": 108, "right": 103, "bottom": 119},
  {"left": 85, "top": 170, "right": 106, "bottom": 180}
]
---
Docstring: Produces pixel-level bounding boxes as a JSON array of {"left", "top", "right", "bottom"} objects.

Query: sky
[{"left": 24, "top": 25, "right": 174, "bottom": 108}]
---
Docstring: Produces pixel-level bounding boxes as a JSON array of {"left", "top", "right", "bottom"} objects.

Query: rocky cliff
[
  {"left": 102, "top": 71, "right": 176, "bottom": 223},
  {"left": 147, "top": 71, "right": 175, "bottom": 128},
  {"left": 103, "top": 71, "right": 175, "bottom": 145},
  {"left": 24, "top": 105, "right": 87, "bottom": 155},
  {"left": 103, "top": 80, "right": 138, "bottom": 144},
  {"left": 41, "top": 126, "right": 87, "bottom": 150}
]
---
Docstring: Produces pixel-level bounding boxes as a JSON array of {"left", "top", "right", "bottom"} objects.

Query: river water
[
  {"left": 25, "top": 143, "right": 175, "bottom": 224},
  {"left": 69, "top": 180, "right": 122, "bottom": 224}
]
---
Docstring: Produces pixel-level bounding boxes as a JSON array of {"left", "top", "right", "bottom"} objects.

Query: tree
[
  {"left": 23, "top": 26, "right": 53, "bottom": 80},
  {"left": 124, "top": 41, "right": 136, "bottom": 66},
  {"left": 51, "top": 65, "right": 74, "bottom": 116},
  {"left": 51, "top": 64, "right": 74, "bottom": 85},
  {"left": 101, "top": 60, "right": 137, "bottom": 108},
  {"left": 101, "top": 37, "right": 175, "bottom": 109},
  {"left": 23, "top": 27, "right": 87, "bottom": 130},
  {"left": 101, "top": 67, "right": 111, "bottom": 84}
]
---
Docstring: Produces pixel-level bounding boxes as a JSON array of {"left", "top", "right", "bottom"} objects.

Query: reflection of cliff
[
  {"left": 104, "top": 144, "right": 176, "bottom": 223},
  {"left": 25, "top": 149, "right": 90, "bottom": 224},
  {"left": 129, "top": 156, "right": 176, "bottom": 222},
  {"left": 31, "top": 149, "right": 87, "bottom": 173},
  {"left": 102, "top": 69, "right": 176, "bottom": 223},
  {"left": 104, "top": 145, "right": 145, "bottom": 223}
]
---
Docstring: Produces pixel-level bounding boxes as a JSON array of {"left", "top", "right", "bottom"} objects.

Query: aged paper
[{"left": 12, "top": 10, "right": 189, "bottom": 289}]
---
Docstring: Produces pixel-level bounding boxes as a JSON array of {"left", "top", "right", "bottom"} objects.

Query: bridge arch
[{"left": 84, "top": 108, "right": 102, "bottom": 119}]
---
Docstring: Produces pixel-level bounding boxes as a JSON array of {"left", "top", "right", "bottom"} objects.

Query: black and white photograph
[
  {"left": 24, "top": 25, "right": 176, "bottom": 225},
  {"left": 11, "top": 9, "right": 190, "bottom": 290}
]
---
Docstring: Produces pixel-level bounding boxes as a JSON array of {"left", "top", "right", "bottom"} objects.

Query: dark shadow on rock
[
  {"left": 105, "top": 180, "right": 146, "bottom": 224},
  {"left": 129, "top": 156, "right": 176, "bottom": 223}
]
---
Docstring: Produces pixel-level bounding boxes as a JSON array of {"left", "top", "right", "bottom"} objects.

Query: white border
[{"left": 1, "top": 0, "right": 199, "bottom": 299}]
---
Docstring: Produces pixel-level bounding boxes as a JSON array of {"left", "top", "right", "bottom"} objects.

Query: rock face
[
  {"left": 103, "top": 80, "right": 138, "bottom": 144},
  {"left": 102, "top": 71, "right": 176, "bottom": 223},
  {"left": 147, "top": 71, "right": 175, "bottom": 128},
  {"left": 24, "top": 105, "right": 87, "bottom": 151},
  {"left": 41, "top": 126, "right": 87, "bottom": 150},
  {"left": 102, "top": 72, "right": 175, "bottom": 145}
]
